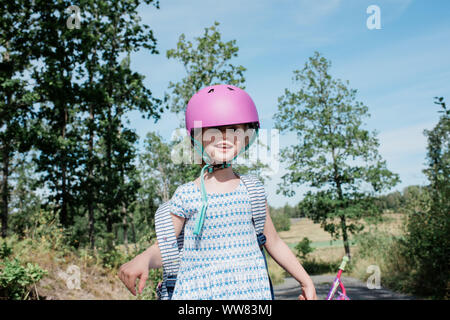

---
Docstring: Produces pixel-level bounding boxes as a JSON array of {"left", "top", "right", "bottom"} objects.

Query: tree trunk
[
  {"left": 105, "top": 106, "right": 113, "bottom": 234},
  {"left": 1, "top": 143, "right": 9, "bottom": 238},
  {"left": 61, "top": 165, "right": 67, "bottom": 226},
  {"left": 336, "top": 182, "right": 351, "bottom": 259},
  {"left": 106, "top": 213, "right": 113, "bottom": 234},
  {"left": 340, "top": 215, "right": 351, "bottom": 259},
  {"left": 60, "top": 105, "right": 68, "bottom": 227},
  {"left": 104, "top": 14, "right": 118, "bottom": 235},
  {"left": 130, "top": 219, "right": 137, "bottom": 252},
  {"left": 1, "top": 46, "right": 11, "bottom": 238},
  {"left": 331, "top": 145, "right": 351, "bottom": 259},
  {"left": 113, "top": 223, "right": 118, "bottom": 247},
  {"left": 88, "top": 96, "right": 95, "bottom": 249},
  {"left": 159, "top": 165, "right": 169, "bottom": 202},
  {"left": 122, "top": 203, "right": 128, "bottom": 254},
  {"left": 87, "top": 197, "right": 95, "bottom": 249},
  {"left": 87, "top": 9, "right": 100, "bottom": 251}
]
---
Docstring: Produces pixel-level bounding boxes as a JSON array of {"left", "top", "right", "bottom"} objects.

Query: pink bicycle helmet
[{"left": 185, "top": 84, "right": 260, "bottom": 137}]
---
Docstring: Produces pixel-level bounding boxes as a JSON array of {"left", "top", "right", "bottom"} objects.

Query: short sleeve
[{"left": 169, "top": 186, "right": 188, "bottom": 219}]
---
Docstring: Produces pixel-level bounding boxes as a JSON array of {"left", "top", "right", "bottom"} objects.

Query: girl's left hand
[{"left": 298, "top": 282, "right": 317, "bottom": 300}]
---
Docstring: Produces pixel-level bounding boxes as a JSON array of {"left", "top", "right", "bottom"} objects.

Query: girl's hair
[{"left": 191, "top": 122, "right": 258, "bottom": 168}]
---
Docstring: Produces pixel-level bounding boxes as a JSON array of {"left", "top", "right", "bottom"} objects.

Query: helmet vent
[
  {"left": 227, "top": 87, "right": 234, "bottom": 91},
  {"left": 208, "top": 88, "right": 214, "bottom": 93}
]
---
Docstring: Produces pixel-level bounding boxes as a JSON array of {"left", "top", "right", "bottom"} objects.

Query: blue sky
[{"left": 126, "top": 0, "right": 450, "bottom": 208}]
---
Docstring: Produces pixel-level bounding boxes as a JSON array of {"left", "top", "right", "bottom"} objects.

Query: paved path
[{"left": 274, "top": 276, "right": 415, "bottom": 300}]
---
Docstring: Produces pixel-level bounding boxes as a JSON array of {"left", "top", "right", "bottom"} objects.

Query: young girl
[{"left": 118, "top": 84, "right": 316, "bottom": 300}]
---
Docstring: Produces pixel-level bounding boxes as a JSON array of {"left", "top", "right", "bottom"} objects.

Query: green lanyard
[{"left": 190, "top": 128, "right": 259, "bottom": 235}]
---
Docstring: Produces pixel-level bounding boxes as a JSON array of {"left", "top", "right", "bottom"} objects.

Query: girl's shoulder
[
  {"left": 169, "top": 181, "right": 199, "bottom": 219},
  {"left": 173, "top": 180, "right": 198, "bottom": 195}
]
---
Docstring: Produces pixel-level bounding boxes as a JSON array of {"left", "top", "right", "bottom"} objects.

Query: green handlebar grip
[{"left": 339, "top": 256, "right": 349, "bottom": 270}]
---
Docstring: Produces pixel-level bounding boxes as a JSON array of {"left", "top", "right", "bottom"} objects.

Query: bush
[
  {"left": 124, "top": 232, "right": 163, "bottom": 300},
  {"left": 0, "top": 242, "right": 13, "bottom": 259},
  {"left": 302, "top": 258, "right": 341, "bottom": 275},
  {"left": 97, "top": 248, "right": 125, "bottom": 270},
  {"left": 351, "top": 225, "right": 449, "bottom": 299},
  {"left": 96, "top": 233, "right": 126, "bottom": 270},
  {"left": 409, "top": 98, "right": 450, "bottom": 299},
  {"left": 295, "top": 237, "right": 315, "bottom": 260},
  {"left": 399, "top": 205, "right": 449, "bottom": 298},
  {"left": 352, "top": 231, "right": 403, "bottom": 287},
  {"left": 20, "top": 209, "right": 71, "bottom": 255},
  {"left": 293, "top": 237, "right": 342, "bottom": 275},
  {"left": 135, "top": 268, "right": 163, "bottom": 300},
  {"left": 271, "top": 212, "right": 291, "bottom": 232},
  {"left": 354, "top": 231, "right": 397, "bottom": 261},
  {"left": 0, "top": 257, "right": 48, "bottom": 300},
  {"left": 374, "top": 179, "right": 449, "bottom": 299}
]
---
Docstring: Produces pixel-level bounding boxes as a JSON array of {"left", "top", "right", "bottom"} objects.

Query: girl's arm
[
  {"left": 118, "top": 213, "right": 185, "bottom": 295},
  {"left": 262, "top": 200, "right": 317, "bottom": 300}
]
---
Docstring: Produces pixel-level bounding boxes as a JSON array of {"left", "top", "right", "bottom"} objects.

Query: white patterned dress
[{"left": 168, "top": 179, "right": 272, "bottom": 300}]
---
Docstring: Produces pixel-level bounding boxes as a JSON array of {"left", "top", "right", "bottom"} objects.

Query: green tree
[
  {"left": 75, "top": 0, "right": 105, "bottom": 249},
  {"left": 31, "top": 0, "right": 84, "bottom": 229},
  {"left": 130, "top": 130, "right": 197, "bottom": 246},
  {"left": 402, "top": 185, "right": 428, "bottom": 213},
  {"left": 8, "top": 152, "right": 42, "bottom": 237},
  {"left": 166, "top": 21, "right": 246, "bottom": 115},
  {"left": 423, "top": 97, "right": 449, "bottom": 207},
  {"left": 132, "top": 137, "right": 161, "bottom": 241},
  {"left": 375, "top": 190, "right": 404, "bottom": 212},
  {"left": 132, "top": 131, "right": 186, "bottom": 241},
  {"left": 68, "top": 0, "right": 162, "bottom": 249},
  {"left": 400, "top": 97, "right": 449, "bottom": 298},
  {"left": 93, "top": 1, "right": 162, "bottom": 245},
  {"left": 0, "top": 0, "right": 38, "bottom": 237},
  {"left": 141, "top": 132, "right": 184, "bottom": 203},
  {"left": 274, "top": 52, "right": 399, "bottom": 258},
  {"left": 115, "top": 125, "right": 141, "bottom": 253}
]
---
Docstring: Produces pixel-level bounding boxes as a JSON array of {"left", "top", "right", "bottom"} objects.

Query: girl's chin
[
  {"left": 210, "top": 153, "right": 235, "bottom": 163},
  {"left": 210, "top": 157, "right": 234, "bottom": 163}
]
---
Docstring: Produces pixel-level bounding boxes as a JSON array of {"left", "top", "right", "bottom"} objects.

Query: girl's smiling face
[{"left": 197, "top": 124, "right": 252, "bottom": 164}]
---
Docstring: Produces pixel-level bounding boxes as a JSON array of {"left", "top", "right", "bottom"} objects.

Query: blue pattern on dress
[{"left": 168, "top": 179, "right": 272, "bottom": 300}]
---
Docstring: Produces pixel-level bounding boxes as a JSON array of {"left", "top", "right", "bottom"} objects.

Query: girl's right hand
[
  {"left": 118, "top": 252, "right": 151, "bottom": 296},
  {"left": 298, "top": 280, "right": 317, "bottom": 300}
]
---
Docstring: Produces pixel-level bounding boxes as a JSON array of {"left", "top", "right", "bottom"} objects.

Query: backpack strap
[
  {"left": 237, "top": 173, "right": 267, "bottom": 235},
  {"left": 154, "top": 201, "right": 184, "bottom": 300},
  {"left": 238, "top": 173, "right": 275, "bottom": 300}
]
